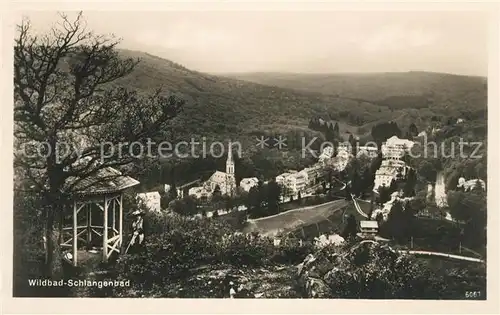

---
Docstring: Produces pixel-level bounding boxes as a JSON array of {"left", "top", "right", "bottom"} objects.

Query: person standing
[{"left": 128, "top": 209, "right": 145, "bottom": 253}]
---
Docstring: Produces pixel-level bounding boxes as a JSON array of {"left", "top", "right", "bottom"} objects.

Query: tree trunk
[{"left": 43, "top": 207, "right": 55, "bottom": 277}]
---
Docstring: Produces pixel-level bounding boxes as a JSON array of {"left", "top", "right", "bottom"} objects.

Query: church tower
[
  {"left": 225, "top": 148, "right": 236, "bottom": 195},
  {"left": 226, "top": 149, "right": 235, "bottom": 175}
]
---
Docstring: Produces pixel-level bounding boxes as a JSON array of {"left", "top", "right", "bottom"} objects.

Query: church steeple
[{"left": 226, "top": 149, "right": 234, "bottom": 175}]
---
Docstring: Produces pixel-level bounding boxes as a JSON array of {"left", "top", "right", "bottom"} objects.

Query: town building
[
  {"left": 359, "top": 220, "right": 379, "bottom": 235},
  {"left": 240, "top": 177, "right": 259, "bottom": 192},
  {"left": 332, "top": 148, "right": 352, "bottom": 171},
  {"left": 318, "top": 146, "right": 334, "bottom": 161},
  {"left": 276, "top": 172, "right": 292, "bottom": 187},
  {"left": 205, "top": 150, "right": 236, "bottom": 196},
  {"left": 176, "top": 179, "right": 201, "bottom": 199},
  {"left": 136, "top": 191, "right": 162, "bottom": 213},
  {"left": 373, "top": 167, "right": 397, "bottom": 191},
  {"left": 337, "top": 142, "right": 352, "bottom": 154},
  {"left": 285, "top": 171, "right": 308, "bottom": 194},
  {"left": 381, "top": 136, "right": 414, "bottom": 160},
  {"left": 302, "top": 163, "right": 323, "bottom": 186},
  {"left": 187, "top": 151, "right": 236, "bottom": 199},
  {"left": 188, "top": 186, "right": 212, "bottom": 200},
  {"left": 164, "top": 184, "right": 171, "bottom": 193},
  {"left": 457, "top": 178, "right": 486, "bottom": 191}
]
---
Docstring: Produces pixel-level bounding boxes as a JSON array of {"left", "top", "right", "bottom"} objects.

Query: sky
[{"left": 19, "top": 10, "right": 490, "bottom": 76}]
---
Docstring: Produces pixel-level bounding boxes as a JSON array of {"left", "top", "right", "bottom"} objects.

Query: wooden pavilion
[{"left": 59, "top": 167, "right": 140, "bottom": 266}]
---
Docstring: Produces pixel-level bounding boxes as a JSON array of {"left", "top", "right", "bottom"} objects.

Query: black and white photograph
[{"left": 7, "top": 4, "right": 497, "bottom": 307}]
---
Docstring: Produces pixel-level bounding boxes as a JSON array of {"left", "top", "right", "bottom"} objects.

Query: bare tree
[{"left": 14, "top": 12, "right": 184, "bottom": 276}]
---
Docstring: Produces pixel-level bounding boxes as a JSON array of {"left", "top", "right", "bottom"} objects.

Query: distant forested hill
[{"left": 223, "top": 71, "right": 487, "bottom": 112}]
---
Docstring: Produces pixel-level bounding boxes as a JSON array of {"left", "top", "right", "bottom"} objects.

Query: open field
[{"left": 242, "top": 199, "right": 348, "bottom": 237}]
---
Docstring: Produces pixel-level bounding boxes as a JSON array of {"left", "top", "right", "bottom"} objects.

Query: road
[{"left": 243, "top": 199, "right": 348, "bottom": 237}]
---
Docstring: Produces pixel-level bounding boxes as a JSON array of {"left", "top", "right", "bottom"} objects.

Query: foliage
[
  {"left": 371, "top": 122, "right": 402, "bottom": 146},
  {"left": 320, "top": 241, "right": 485, "bottom": 299},
  {"left": 447, "top": 190, "right": 486, "bottom": 247},
  {"left": 14, "top": 13, "right": 184, "bottom": 276},
  {"left": 171, "top": 196, "right": 199, "bottom": 216}
]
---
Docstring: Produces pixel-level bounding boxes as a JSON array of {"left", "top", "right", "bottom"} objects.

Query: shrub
[{"left": 219, "top": 234, "right": 274, "bottom": 267}]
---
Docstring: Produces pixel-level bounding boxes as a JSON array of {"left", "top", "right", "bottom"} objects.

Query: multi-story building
[
  {"left": 318, "top": 146, "right": 334, "bottom": 161},
  {"left": 285, "top": 172, "right": 308, "bottom": 194},
  {"left": 373, "top": 167, "right": 397, "bottom": 191},
  {"left": 381, "top": 136, "right": 414, "bottom": 160},
  {"left": 136, "top": 191, "right": 162, "bottom": 213},
  {"left": 240, "top": 177, "right": 259, "bottom": 192},
  {"left": 188, "top": 186, "right": 212, "bottom": 200}
]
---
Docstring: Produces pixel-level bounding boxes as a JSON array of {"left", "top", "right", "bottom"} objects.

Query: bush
[
  {"left": 115, "top": 213, "right": 234, "bottom": 287},
  {"left": 271, "top": 235, "right": 314, "bottom": 264},
  {"left": 220, "top": 234, "right": 274, "bottom": 267}
]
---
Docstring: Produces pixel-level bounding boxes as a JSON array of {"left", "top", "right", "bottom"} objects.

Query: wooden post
[
  {"left": 103, "top": 196, "right": 108, "bottom": 262},
  {"left": 119, "top": 194, "right": 123, "bottom": 251},
  {"left": 410, "top": 236, "right": 414, "bottom": 249},
  {"left": 113, "top": 197, "right": 116, "bottom": 235},
  {"left": 73, "top": 201, "right": 78, "bottom": 267},
  {"left": 87, "top": 203, "right": 92, "bottom": 250}
]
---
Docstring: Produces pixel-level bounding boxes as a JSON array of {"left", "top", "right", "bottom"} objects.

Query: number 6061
[{"left": 465, "top": 291, "right": 481, "bottom": 298}]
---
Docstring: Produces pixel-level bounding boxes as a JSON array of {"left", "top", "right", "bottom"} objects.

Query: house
[
  {"left": 240, "top": 177, "right": 259, "bottom": 192},
  {"left": 318, "top": 146, "right": 334, "bottom": 161},
  {"left": 380, "top": 159, "right": 407, "bottom": 176},
  {"left": 303, "top": 164, "right": 323, "bottom": 185},
  {"left": 457, "top": 178, "right": 486, "bottom": 191},
  {"left": 456, "top": 118, "right": 465, "bottom": 124},
  {"left": 276, "top": 172, "right": 292, "bottom": 186},
  {"left": 136, "top": 191, "right": 162, "bottom": 213},
  {"left": 373, "top": 167, "right": 397, "bottom": 191},
  {"left": 164, "top": 184, "right": 171, "bottom": 193},
  {"left": 285, "top": 172, "right": 308, "bottom": 194},
  {"left": 176, "top": 179, "right": 201, "bottom": 199},
  {"left": 381, "top": 136, "right": 414, "bottom": 160},
  {"left": 337, "top": 142, "right": 352, "bottom": 154},
  {"left": 359, "top": 220, "right": 379, "bottom": 235},
  {"left": 188, "top": 186, "right": 212, "bottom": 200}
]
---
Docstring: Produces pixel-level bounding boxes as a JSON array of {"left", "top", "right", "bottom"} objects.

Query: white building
[
  {"left": 276, "top": 172, "right": 292, "bottom": 186},
  {"left": 374, "top": 167, "right": 397, "bottom": 191},
  {"left": 380, "top": 159, "right": 407, "bottom": 176},
  {"left": 457, "top": 178, "right": 486, "bottom": 191},
  {"left": 188, "top": 186, "right": 212, "bottom": 200},
  {"left": 381, "top": 136, "right": 414, "bottom": 160},
  {"left": 285, "top": 172, "right": 308, "bottom": 194},
  {"left": 164, "top": 184, "right": 171, "bottom": 193},
  {"left": 205, "top": 150, "right": 236, "bottom": 196},
  {"left": 337, "top": 142, "right": 352, "bottom": 154},
  {"left": 240, "top": 177, "right": 259, "bottom": 192},
  {"left": 303, "top": 164, "right": 323, "bottom": 185},
  {"left": 318, "top": 146, "right": 334, "bottom": 161},
  {"left": 136, "top": 191, "right": 162, "bottom": 213},
  {"left": 357, "top": 146, "right": 378, "bottom": 158},
  {"left": 332, "top": 149, "right": 352, "bottom": 172}
]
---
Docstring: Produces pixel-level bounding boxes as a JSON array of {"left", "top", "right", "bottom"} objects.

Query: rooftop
[
  {"left": 360, "top": 220, "right": 379, "bottom": 229},
  {"left": 67, "top": 166, "right": 140, "bottom": 196}
]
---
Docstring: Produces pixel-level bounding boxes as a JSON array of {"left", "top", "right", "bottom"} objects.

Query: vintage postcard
[{"left": 2, "top": 1, "right": 499, "bottom": 314}]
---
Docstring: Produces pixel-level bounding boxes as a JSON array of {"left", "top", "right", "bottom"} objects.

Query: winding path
[
  {"left": 351, "top": 194, "right": 369, "bottom": 218},
  {"left": 397, "top": 249, "right": 485, "bottom": 263}
]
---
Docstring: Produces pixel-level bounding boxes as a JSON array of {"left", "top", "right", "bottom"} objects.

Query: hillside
[
  {"left": 223, "top": 71, "right": 487, "bottom": 112},
  {"left": 112, "top": 50, "right": 400, "bottom": 143}
]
